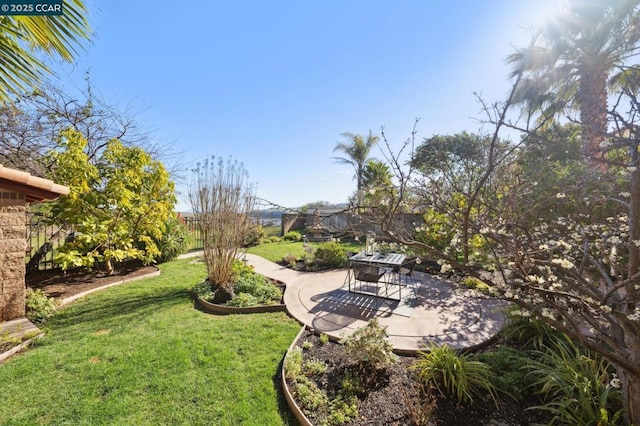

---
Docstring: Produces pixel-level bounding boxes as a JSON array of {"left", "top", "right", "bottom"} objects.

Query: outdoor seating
[
  {"left": 346, "top": 253, "right": 405, "bottom": 300},
  {"left": 394, "top": 256, "right": 418, "bottom": 285},
  {"left": 352, "top": 262, "right": 385, "bottom": 284}
]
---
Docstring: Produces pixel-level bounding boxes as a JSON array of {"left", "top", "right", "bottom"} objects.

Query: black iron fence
[
  {"left": 25, "top": 215, "right": 204, "bottom": 271},
  {"left": 181, "top": 216, "right": 203, "bottom": 251},
  {"left": 26, "top": 216, "right": 69, "bottom": 272}
]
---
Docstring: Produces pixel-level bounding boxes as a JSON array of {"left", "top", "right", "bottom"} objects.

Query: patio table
[{"left": 346, "top": 252, "right": 406, "bottom": 300}]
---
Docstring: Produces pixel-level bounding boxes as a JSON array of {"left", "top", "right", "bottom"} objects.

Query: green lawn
[
  {"left": 0, "top": 259, "right": 301, "bottom": 425},
  {"left": 246, "top": 240, "right": 361, "bottom": 263}
]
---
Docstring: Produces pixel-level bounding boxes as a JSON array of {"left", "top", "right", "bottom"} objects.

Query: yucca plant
[
  {"left": 526, "top": 339, "right": 623, "bottom": 425},
  {"left": 410, "top": 344, "right": 498, "bottom": 406}
]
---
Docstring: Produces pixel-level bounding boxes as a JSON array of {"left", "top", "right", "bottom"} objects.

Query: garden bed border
[
  {"left": 195, "top": 295, "right": 287, "bottom": 315},
  {"left": 281, "top": 325, "right": 314, "bottom": 426}
]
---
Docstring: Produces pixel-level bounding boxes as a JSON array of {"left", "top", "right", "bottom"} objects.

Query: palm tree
[
  {"left": 0, "top": 0, "right": 91, "bottom": 100},
  {"left": 361, "top": 160, "right": 392, "bottom": 190},
  {"left": 507, "top": 0, "right": 640, "bottom": 170},
  {"left": 360, "top": 159, "right": 396, "bottom": 208},
  {"left": 332, "top": 131, "right": 379, "bottom": 193}
]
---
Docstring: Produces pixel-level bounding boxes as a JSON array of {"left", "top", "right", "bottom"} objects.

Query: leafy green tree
[
  {"left": 300, "top": 200, "right": 329, "bottom": 213},
  {"left": 508, "top": 0, "right": 640, "bottom": 168},
  {"left": 48, "top": 128, "right": 176, "bottom": 274},
  {"left": 332, "top": 131, "right": 379, "bottom": 201},
  {"left": 410, "top": 132, "right": 508, "bottom": 263},
  {"left": 507, "top": 123, "right": 598, "bottom": 224},
  {"left": 0, "top": 0, "right": 91, "bottom": 100}
]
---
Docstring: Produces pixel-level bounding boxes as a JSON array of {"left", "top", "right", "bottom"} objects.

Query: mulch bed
[
  {"left": 26, "top": 261, "right": 158, "bottom": 301},
  {"left": 289, "top": 330, "right": 552, "bottom": 426}
]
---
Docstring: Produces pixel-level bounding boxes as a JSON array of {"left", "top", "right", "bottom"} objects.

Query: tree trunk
[
  {"left": 577, "top": 68, "right": 608, "bottom": 172},
  {"left": 104, "top": 258, "right": 114, "bottom": 275},
  {"left": 462, "top": 214, "right": 470, "bottom": 265},
  {"left": 619, "top": 367, "right": 640, "bottom": 425},
  {"left": 212, "top": 283, "right": 235, "bottom": 304},
  {"left": 628, "top": 148, "right": 640, "bottom": 300}
]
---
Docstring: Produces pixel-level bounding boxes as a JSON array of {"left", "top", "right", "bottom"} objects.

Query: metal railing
[
  {"left": 26, "top": 216, "right": 69, "bottom": 272},
  {"left": 181, "top": 216, "right": 203, "bottom": 251}
]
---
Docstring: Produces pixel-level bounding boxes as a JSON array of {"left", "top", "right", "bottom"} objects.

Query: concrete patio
[{"left": 245, "top": 253, "right": 509, "bottom": 355}]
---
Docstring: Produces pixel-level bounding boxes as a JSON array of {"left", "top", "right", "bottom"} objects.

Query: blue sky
[{"left": 50, "top": 1, "right": 558, "bottom": 210}]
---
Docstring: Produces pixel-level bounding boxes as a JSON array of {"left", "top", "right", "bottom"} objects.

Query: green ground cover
[
  {"left": 0, "top": 259, "right": 301, "bottom": 425},
  {"left": 246, "top": 240, "right": 360, "bottom": 264}
]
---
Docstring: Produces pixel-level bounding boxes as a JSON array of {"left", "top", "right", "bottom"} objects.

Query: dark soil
[
  {"left": 289, "top": 330, "right": 552, "bottom": 426},
  {"left": 26, "top": 261, "right": 158, "bottom": 301}
]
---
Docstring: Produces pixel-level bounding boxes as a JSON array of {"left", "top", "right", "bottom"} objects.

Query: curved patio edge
[{"left": 244, "top": 253, "right": 509, "bottom": 356}]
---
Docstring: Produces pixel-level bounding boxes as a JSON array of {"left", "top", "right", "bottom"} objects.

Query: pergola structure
[{"left": 0, "top": 165, "right": 68, "bottom": 321}]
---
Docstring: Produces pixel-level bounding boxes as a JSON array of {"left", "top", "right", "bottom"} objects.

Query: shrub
[
  {"left": 228, "top": 260, "right": 282, "bottom": 306},
  {"left": 196, "top": 260, "right": 281, "bottom": 306},
  {"left": 154, "top": 214, "right": 192, "bottom": 262},
  {"left": 230, "top": 258, "right": 253, "bottom": 280},
  {"left": 325, "top": 396, "right": 359, "bottom": 425},
  {"left": 319, "top": 333, "right": 330, "bottom": 344},
  {"left": 294, "top": 375, "right": 329, "bottom": 414},
  {"left": 284, "top": 346, "right": 304, "bottom": 381},
  {"left": 502, "top": 310, "right": 568, "bottom": 351},
  {"left": 283, "top": 230, "right": 303, "bottom": 242},
  {"left": 233, "top": 272, "right": 282, "bottom": 305},
  {"left": 341, "top": 318, "right": 397, "bottom": 371},
  {"left": 301, "top": 341, "right": 313, "bottom": 351},
  {"left": 477, "top": 346, "right": 530, "bottom": 400},
  {"left": 227, "top": 292, "right": 260, "bottom": 307},
  {"left": 192, "top": 280, "right": 214, "bottom": 300},
  {"left": 526, "top": 339, "right": 623, "bottom": 425},
  {"left": 282, "top": 253, "right": 298, "bottom": 268},
  {"left": 402, "top": 381, "right": 437, "bottom": 426},
  {"left": 301, "top": 251, "right": 315, "bottom": 270},
  {"left": 244, "top": 224, "right": 267, "bottom": 247},
  {"left": 25, "top": 288, "right": 58, "bottom": 324},
  {"left": 303, "top": 359, "right": 327, "bottom": 376},
  {"left": 410, "top": 344, "right": 498, "bottom": 406},
  {"left": 462, "top": 276, "right": 492, "bottom": 294},
  {"left": 314, "top": 241, "right": 347, "bottom": 268},
  {"left": 339, "top": 370, "right": 364, "bottom": 398}
]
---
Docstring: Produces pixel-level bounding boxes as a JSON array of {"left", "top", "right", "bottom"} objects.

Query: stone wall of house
[{"left": 0, "top": 191, "right": 27, "bottom": 321}]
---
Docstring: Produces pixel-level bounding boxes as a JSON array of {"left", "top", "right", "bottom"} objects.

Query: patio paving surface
[{"left": 245, "top": 254, "right": 509, "bottom": 355}]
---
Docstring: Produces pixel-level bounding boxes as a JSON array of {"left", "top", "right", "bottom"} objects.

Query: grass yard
[
  {"left": 0, "top": 259, "right": 301, "bottom": 425},
  {"left": 247, "top": 240, "right": 361, "bottom": 263}
]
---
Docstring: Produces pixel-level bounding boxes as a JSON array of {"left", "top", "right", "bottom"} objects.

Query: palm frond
[{"left": 0, "top": 0, "right": 91, "bottom": 100}]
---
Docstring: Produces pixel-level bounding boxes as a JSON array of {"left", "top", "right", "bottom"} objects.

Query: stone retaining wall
[{"left": 0, "top": 192, "right": 27, "bottom": 321}]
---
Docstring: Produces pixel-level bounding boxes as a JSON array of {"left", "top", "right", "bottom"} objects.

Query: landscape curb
[
  {"left": 59, "top": 268, "right": 161, "bottom": 306},
  {"left": 195, "top": 295, "right": 287, "bottom": 315},
  {"left": 0, "top": 334, "right": 43, "bottom": 365},
  {"left": 281, "top": 326, "right": 314, "bottom": 426},
  {"left": 2, "top": 267, "right": 162, "bottom": 364}
]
